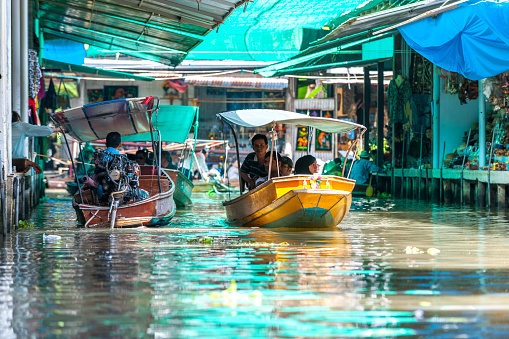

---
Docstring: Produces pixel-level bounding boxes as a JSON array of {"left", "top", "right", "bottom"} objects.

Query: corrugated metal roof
[
  {"left": 38, "top": 0, "right": 249, "bottom": 66},
  {"left": 184, "top": 76, "right": 288, "bottom": 89}
]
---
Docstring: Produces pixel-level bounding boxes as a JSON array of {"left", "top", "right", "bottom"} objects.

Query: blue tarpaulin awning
[{"left": 398, "top": 0, "right": 509, "bottom": 80}]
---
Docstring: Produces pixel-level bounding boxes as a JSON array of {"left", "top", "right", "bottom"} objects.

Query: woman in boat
[
  {"left": 294, "top": 155, "right": 318, "bottom": 175},
  {"left": 240, "top": 134, "right": 268, "bottom": 189},
  {"left": 255, "top": 151, "right": 282, "bottom": 187}
]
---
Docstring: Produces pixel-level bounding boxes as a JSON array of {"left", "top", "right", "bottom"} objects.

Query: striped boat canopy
[
  {"left": 50, "top": 98, "right": 153, "bottom": 142},
  {"left": 217, "top": 109, "right": 364, "bottom": 134}
]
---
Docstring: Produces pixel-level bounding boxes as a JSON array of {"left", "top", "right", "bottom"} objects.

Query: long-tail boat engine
[{"left": 85, "top": 150, "right": 145, "bottom": 205}]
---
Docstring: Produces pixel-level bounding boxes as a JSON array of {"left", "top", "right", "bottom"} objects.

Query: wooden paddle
[{"left": 366, "top": 175, "right": 373, "bottom": 197}]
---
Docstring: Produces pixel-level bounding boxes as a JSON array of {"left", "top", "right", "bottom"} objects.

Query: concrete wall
[{"left": 438, "top": 78, "right": 478, "bottom": 164}]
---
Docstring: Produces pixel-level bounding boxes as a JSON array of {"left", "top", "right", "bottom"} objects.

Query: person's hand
[
  {"left": 24, "top": 161, "right": 42, "bottom": 174},
  {"left": 247, "top": 179, "right": 255, "bottom": 189}
]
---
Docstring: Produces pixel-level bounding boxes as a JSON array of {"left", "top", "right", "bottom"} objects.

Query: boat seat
[
  {"left": 138, "top": 176, "right": 170, "bottom": 196},
  {"left": 140, "top": 166, "right": 157, "bottom": 175}
]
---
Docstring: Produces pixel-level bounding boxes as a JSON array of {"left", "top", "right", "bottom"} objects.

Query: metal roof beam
[
  {"left": 39, "top": 0, "right": 213, "bottom": 31},
  {"left": 42, "top": 22, "right": 187, "bottom": 53},
  {"left": 39, "top": 12, "right": 196, "bottom": 52},
  {"left": 96, "top": 0, "right": 220, "bottom": 24},
  {"left": 125, "top": 0, "right": 225, "bottom": 22}
]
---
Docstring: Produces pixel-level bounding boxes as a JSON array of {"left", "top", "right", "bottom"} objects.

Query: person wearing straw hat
[{"left": 349, "top": 150, "right": 383, "bottom": 185}]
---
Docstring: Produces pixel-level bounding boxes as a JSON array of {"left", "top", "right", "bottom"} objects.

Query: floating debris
[
  {"left": 427, "top": 248, "right": 441, "bottom": 255},
  {"left": 405, "top": 246, "right": 424, "bottom": 254}
]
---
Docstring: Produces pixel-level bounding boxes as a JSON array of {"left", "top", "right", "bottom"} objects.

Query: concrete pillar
[
  {"left": 377, "top": 62, "right": 384, "bottom": 169},
  {"left": 11, "top": 0, "right": 20, "bottom": 114},
  {"left": 498, "top": 185, "right": 506, "bottom": 209},
  {"left": 479, "top": 80, "right": 486, "bottom": 168},
  {"left": 20, "top": 0, "right": 28, "bottom": 124},
  {"left": 0, "top": 1, "right": 12, "bottom": 177},
  {"left": 477, "top": 181, "right": 486, "bottom": 207},
  {"left": 463, "top": 180, "right": 471, "bottom": 205},
  {"left": 285, "top": 77, "right": 296, "bottom": 159},
  {"left": 433, "top": 65, "right": 440, "bottom": 169},
  {"left": 363, "top": 66, "right": 371, "bottom": 151}
]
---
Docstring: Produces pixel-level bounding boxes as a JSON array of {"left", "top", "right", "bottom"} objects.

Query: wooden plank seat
[{"left": 138, "top": 175, "right": 171, "bottom": 196}]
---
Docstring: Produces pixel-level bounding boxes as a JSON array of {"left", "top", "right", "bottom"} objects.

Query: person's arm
[
  {"left": 240, "top": 171, "right": 255, "bottom": 189},
  {"left": 18, "top": 123, "right": 54, "bottom": 137},
  {"left": 368, "top": 162, "right": 384, "bottom": 174}
]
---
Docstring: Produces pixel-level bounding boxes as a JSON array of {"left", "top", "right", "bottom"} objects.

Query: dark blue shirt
[{"left": 240, "top": 152, "right": 267, "bottom": 180}]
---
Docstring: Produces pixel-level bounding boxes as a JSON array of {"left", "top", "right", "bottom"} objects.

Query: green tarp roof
[
  {"left": 186, "top": 0, "right": 388, "bottom": 62},
  {"left": 123, "top": 105, "right": 198, "bottom": 144},
  {"left": 254, "top": 0, "right": 452, "bottom": 76}
]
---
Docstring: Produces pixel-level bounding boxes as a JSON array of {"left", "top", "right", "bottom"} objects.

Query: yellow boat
[
  {"left": 224, "top": 175, "right": 355, "bottom": 229},
  {"left": 217, "top": 109, "right": 366, "bottom": 230}
]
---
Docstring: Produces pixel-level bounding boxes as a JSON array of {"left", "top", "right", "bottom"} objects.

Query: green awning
[
  {"left": 123, "top": 105, "right": 198, "bottom": 144},
  {"left": 185, "top": 0, "right": 387, "bottom": 62},
  {"left": 254, "top": 0, "right": 451, "bottom": 76},
  {"left": 43, "top": 59, "right": 155, "bottom": 81}
]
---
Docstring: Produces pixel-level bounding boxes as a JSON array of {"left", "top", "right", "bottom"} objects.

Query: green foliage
[{"left": 16, "top": 220, "right": 34, "bottom": 229}]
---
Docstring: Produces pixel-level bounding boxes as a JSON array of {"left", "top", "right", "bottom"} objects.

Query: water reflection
[{"left": 0, "top": 192, "right": 509, "bottom": 337}]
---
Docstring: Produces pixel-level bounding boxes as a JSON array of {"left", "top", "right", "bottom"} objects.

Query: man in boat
[
  {"left": 104, "top": 132, "right": 122, "bottom": 155},
  {"left": 280, "top": 156, "right": 293, "bottom": 176},
  {"left": 349, "top": 151, "right": 383, "bottom": 185},
  {"left": 240, "top": 134, "right": 268, "bottom": 189},
  {"left": 255, "top": 151, "right": 282, "bottom": 187},
  {"left": 161, "top": 151, "right": 178, "bottom": 170}
]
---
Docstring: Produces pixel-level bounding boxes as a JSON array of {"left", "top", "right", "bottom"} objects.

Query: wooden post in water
[
  {"left": 440, "top": 142, "right": 446, "bottom": 203},
  {"left": 498, "top": 185, "right": 506, "bottom": 209},
  {"left": 461, "top": 128, "right": 471, "bottom": 205}
]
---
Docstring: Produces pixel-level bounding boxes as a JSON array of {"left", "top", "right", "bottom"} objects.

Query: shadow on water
[{"left": 1, "top": 190, "right": 509, "bottom": 337}]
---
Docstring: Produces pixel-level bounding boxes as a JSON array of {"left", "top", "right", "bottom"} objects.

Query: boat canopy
[
  {"left": 123, "top": 105, "right": 198, "bottom": 144},
  {"left": 217, "top": 109, "right": 364, "bottom": 134},
  {"left": 50, "top": 98, "right": 153, "bottom": 143}
]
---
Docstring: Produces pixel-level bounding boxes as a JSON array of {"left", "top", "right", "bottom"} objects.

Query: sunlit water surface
[{"left": 1, "top": 190, "right": 509, "bottom": 338}]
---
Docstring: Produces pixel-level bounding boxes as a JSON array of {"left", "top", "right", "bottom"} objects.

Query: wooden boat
[
  {"left": 50, "top": 97, "right": 188, "bottom": 228},
  {"left": 163, "top": 169, "right": 193, "bottom": 207},
  {"left": 73, "top": 173, "right": 176, "bottom": 228},
  {"left": 224, "top": 175, "right": 355, "bottom": 229},
  {"left": 217, "top": 109, "right": 366, "bottom": 230}
]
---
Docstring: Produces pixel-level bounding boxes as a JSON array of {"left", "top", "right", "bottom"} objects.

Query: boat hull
[
  {"left": 163, "top": 169, "right": 194, "bottom": 207},
  {"left": 73, "top": 174, "right": 176, "bottom": 228},
  {"left": 223, "top": 175, "right": 355, "bottom": 229}
]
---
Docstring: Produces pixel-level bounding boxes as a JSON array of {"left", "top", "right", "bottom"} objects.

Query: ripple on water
[{"left": 1, "top": 191, "right": 509, "bottom": 337}]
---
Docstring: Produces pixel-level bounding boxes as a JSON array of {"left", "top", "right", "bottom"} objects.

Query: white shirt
[
  {"left": 12, "top": 122, "right": 53, "bottom": 158},
  {"left": 183, "top": 152, "right": 208, "bottom": 174}
]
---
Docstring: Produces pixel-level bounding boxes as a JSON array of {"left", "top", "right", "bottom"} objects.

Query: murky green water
[{"left": 2, "top": 191, "right": 509, "bottom": 338}]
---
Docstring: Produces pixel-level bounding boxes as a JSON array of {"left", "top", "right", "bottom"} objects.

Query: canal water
[{"left": 1, "top": 191, "right": 509, "bottom": 338}]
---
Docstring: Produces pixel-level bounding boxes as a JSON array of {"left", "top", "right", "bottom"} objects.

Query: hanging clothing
[
  {"left": 387, "top": 78, "right": 413, "bottom": 124},
  {"left": 28, "top": 50, "right": 42, "bottom": 99}
]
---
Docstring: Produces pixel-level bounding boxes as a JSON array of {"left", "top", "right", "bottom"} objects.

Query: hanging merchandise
[
  {"left": 28, "top": 50, "right": 42, "bottom": 99},
  {"left": 387, "top": 75, "right": 413, "bottom": 124},
  {"left": 458, "top": 79, "right": 479, "bottom": 105},
  {"left": 56, "top": 78, "right": 71, "bottom": 110}
]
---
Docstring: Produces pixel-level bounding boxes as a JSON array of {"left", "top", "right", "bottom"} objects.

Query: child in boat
[
  {"left": 280, "top": 156, "right": 293, "bottom": 176},
  {"left": 255, "top": 151, "right": 282, "bottom": 187},
  {"left": 294, "top": 155, "right": 318, "bottom": 175}
]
